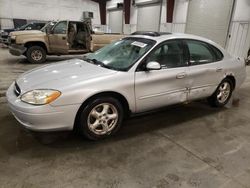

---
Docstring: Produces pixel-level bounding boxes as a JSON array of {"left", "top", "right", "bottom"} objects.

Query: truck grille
[
  {"left": 7, "top": 36, "right": 15, "bottom": 44},
  {"left": 14, "top": 82, "right": 21, "bottom": 96}
]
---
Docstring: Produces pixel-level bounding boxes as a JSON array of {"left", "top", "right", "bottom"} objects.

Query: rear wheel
[
  {"left": 26, "top": 46, "right": 46, "bottom": 63},
  {"left": 76, "top": 97, "right": 124, "bottom": 140},
  {"left": 208, "top": 78, "right": 233, "bottom": 107}
]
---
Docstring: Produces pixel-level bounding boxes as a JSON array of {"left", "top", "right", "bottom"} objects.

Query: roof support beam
[
  {"left": 91, "top": 0, "right": 107, "bottom": 25},
  {"left": 99, "top": 1, "right": 107, "bottom": 25},
  {"left": 167, "top": 0, "right": 175, "bottom": 23},
  {"left": 124, "top": 0, "right": 131, "bottom": 24}
]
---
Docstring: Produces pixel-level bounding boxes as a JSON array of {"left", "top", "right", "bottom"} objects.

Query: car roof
[
  {"left": 130, "top": 32, "right": 212, "bottom": 44},
  {"left": 130, "top": 32, "right": 232, "bottom": 59},
  {"left": 128, "top": 32, "right": 227, "bottom": 54}
]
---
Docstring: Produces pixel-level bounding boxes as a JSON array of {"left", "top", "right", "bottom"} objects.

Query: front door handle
[
  {"left": 216, "top": 68, "right": 223, "bottom": 72},
  {"left": 176, "top": 72, "right": 186, "bottom": 79},
  {"left": 62, "top": 36, "right": 66, "bottom": 40}
]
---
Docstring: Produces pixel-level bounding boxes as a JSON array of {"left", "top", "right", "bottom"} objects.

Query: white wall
[
  {"left": 160, "top": 0, "right": 188, "bottom": 33},
  {"left": 173, "top": 0, "right": 188, "bottom": 23},
  {"left": 185, "top": 0, "right": 234, "bottom": 47},
  {"left": 106, "top": 0, "right": 123, "bottom": 32},
  {"left": 226, "top": 0, "right": 250, "bottom": 58},
  {"left": 232, "top": 0, "right": 250, "bottom": 22},
  {"left": 106, "top": 0, "right": 187, "bottom": 34},
  {"left": 0, "top": 0, "right": 100, "bottom": 28}
]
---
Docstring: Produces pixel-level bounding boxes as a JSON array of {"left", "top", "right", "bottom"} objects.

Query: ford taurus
[{"left": 7, "top": 32, "right": 246, "bottom": 140}]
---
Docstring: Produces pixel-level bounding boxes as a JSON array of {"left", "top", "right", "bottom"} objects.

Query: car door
[
  {"left": 135, "top": 39, "right": 189, "bottom": 112},
  {"left": 184, "top": 39, "right": 225, "bottom": 100},
  {"left": 48, "top": 21, "right": 69, "bottom": 54}
]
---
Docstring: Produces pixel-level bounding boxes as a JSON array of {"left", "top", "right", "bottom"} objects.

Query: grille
[
  {"left": 7, "top": 36, "right": 15, "bottom": 44},
  {"left": 14, "top": 82, "right": 21, "bottom": 96}
]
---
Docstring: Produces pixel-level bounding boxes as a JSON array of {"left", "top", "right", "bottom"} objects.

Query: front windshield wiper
[{"left": 83, "top": 57, "right": 117, "bottom": 70}]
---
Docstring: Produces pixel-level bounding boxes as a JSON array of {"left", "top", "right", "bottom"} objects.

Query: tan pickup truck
[{"left": 8, "top": 20, "right": 124, "bottom": 63}]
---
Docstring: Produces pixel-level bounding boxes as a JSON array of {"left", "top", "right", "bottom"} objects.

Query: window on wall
[
  {"left": 146, "top": 40, "right": 185, "bottom": 68},
  {"left": 186, "top": 40, "right": 215, "bottom": 65}
]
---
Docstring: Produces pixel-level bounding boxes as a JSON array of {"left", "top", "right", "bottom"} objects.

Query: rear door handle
[
  {"left": 216, "top": 68, "right": 223, "bottom": 72},
  {"left": 176, "top": 72, "right": 186, "bottom": 79},
  {"left": 62, "top": 36, "right": 66, "bottom": 40}
]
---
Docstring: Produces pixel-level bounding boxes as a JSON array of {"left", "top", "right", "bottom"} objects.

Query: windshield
[
  {"left": 41, "top": 21, "right": 56, "bottom": 32},
  {"left": 18, "top": 23, "right": 31, "bottom": 30},
  {"left": 84, "top": 37, "right": 156, "bottom": 71}
]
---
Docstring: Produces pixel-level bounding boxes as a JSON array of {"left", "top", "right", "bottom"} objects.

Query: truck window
[{"left": 53, "top": 21, "right": 67, "bottom": 34}]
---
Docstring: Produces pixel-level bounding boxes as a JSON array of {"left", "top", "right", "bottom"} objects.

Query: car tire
[
  {"left": 26, "top": 46, "right": 46, "bottom": 63},
  {"left": 208, "top": 78, "right": 233, "bottom": 107},
  {"left": 77, "top": 97, "right": 124, "bottom": 140}
]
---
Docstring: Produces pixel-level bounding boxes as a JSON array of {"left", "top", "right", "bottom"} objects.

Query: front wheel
[
  {"left": 247, "top": 48, "right": 250, "bottom": 65},
  {"left": 26, "top": 46, "right": 46, "bottom": 63},
  {"left": 77, "top": 97, "right": 124, "bottom": 140},
  {"left": 208, "top": 78, "right": 233, "bottom": 107}
]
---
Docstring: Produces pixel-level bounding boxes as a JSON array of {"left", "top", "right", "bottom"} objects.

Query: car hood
[
  {"left": 16, "top": 59, "right": 118, "bottom": 93},
  {"left": 1, "top": 29, "right": 15, "bottom": 33},
  {"left": 10, "top": 30, "right": 43, "bottom": 36}
]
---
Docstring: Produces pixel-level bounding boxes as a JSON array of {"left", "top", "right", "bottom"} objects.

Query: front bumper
[
  {"left": 0, "top": 37, "right": 8, "bottom": 44},
  {"left": 6, "top": 83, "right": 80, "bottom": 132},
  {"left": 9, "top": 44, "right": 27, "bottom": 56}
]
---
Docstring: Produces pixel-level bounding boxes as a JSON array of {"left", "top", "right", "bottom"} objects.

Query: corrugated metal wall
[
  {"left": 171, "top": 23, "right": 186, "bottom": 33},
  {"left": 226, "top": 21, "right": 250, "bottom": 58},
  {"left": 0, "top": 18, "right": 14, "bottom": 29},
  {"left": 160, "top": 23, "right": 186, "bottom": 33}
]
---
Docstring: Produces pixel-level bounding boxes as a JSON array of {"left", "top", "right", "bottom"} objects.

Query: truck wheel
[
  {"left": 247, "top": 48, "right": 250, "bottom": 65},
  {"left": 26, "top": 46, "right": 46, "bottom": 63}
]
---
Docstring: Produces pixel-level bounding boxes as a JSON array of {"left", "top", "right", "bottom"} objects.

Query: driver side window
[
  {"left": 146, "top": 40, "right": 185, "bottom": 69},
  {"left": 53, "top": 21, "right": 67, "bottom": 34}
]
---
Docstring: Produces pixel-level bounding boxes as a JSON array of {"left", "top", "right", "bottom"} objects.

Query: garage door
[
  {"left": 185, "top": 0, "right": 234, "bottom": 47},
  {"left": 108, "top": 9, "right": 123, "bottom": 33},
  {"left": 137, "top": 3, "right": 161, "bottom": 32}
]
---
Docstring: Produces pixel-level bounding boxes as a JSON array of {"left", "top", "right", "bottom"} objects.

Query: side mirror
[
  {"left": 46, "top": 27, "right": 53, "bottom": 34},
  {"left": 25, "top": 27, "right": 32, "bottom": 30},
  {"left": 146, "top": 61, "right": 161, "bottom": 71}
]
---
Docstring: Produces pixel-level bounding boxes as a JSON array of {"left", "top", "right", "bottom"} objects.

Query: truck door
[{"left": 48, "top": 21, "right": 69, "bottom": 54}]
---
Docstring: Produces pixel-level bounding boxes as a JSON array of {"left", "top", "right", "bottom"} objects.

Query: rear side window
[
  {"left": 186, "top": 40, "right": 215, "bottom": 65},
  {"left": 209, "top": 45, "right": 224, "bottom": 61}
]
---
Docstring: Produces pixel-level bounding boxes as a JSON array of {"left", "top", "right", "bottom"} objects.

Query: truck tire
[
  {"left": 247, "top": 48, "right": 250, "bottom": 65},
  {"left": 26, "top": 46, "right": 46, "bottom": 63}
]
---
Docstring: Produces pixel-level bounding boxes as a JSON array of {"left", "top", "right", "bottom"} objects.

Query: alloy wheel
[
  {"left": 217, "top": 82, "right": 231, "bottom": 103},
  {"left": 87, "top": 103, "right": 118, "bottom": 135}
]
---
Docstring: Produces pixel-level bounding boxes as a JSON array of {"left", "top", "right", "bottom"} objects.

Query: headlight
[
  {"left": 10, "top": 35, "right": 16, "bottom": 40},
  {"left": 21, "top": 89, "right": 61, "bottom": 105}
]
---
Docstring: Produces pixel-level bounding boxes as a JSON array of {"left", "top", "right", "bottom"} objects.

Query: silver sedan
[{"left": 7, "top": 33, "right": 246, "bottom": 140}]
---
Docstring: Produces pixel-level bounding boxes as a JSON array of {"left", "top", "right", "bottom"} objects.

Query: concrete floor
[{"left": 0, "top": 47, "right": 250, "bottom": 188}]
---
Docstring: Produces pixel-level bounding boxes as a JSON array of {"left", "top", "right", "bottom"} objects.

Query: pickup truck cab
[
  {"left": 9, "top": 20, "right": 124, "bottom": 63},
  {"left": 0, "top": 22, "right": 46, "bottom": 45}
]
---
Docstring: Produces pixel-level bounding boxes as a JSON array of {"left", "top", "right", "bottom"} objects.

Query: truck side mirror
[
  {"left": 25, "top": 27, "right": 32, "bottom": 30},
  {"left": 46, "top": 27, "right": 53, "bottom": 34}
]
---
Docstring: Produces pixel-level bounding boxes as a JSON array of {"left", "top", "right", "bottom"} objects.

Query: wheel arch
[
  {"left": 73, "top": 91, "right": 131, "bottom": 129},
  {"left": 24, "top": 41, "right": 48, "bottom": 53},
  {"left": 224, "top": 74, "right": 236, "bottom": 90}
]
